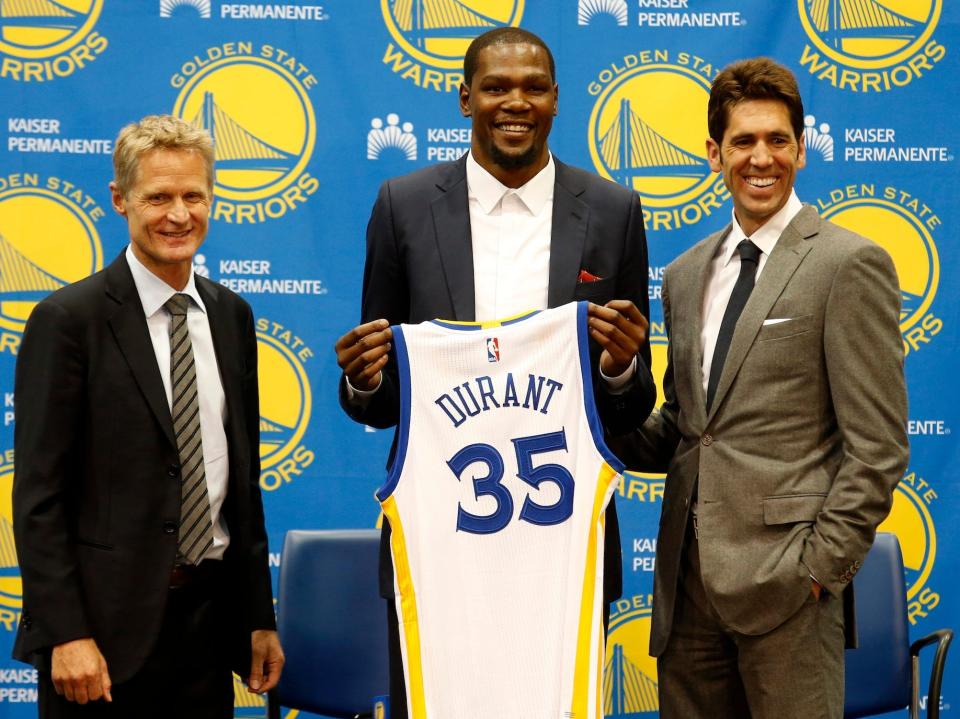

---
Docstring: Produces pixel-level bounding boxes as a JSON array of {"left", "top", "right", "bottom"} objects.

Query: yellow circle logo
[
  {"left": 381, "top": 0, "right": 524, "bottom": 70},
  {"left": 589, "top": 64, "right": 712, "bottom": 205},
  {"left": 257, "top": 332, "right": 311, "bottom": 471},
  {"left": 0, "top": 185, "right": 103, "bottom": 333},
  {"left": 798, "top": 0, "right": 940, "bottom": 69},
  {"left": 877, "top": 481, "right": 935, "bottom": 600},
  {"left": 606, "top": 605, "right": 659, "bottom": 715},
  {"left": 819, "top": 198, "right": 938, "bottom": 333},
  {"left": 0, "top": 0, "right": 101, "bottom": 58},
  {"left": 0, "top": 467, "right": 19, "bottom": 612},
  {"left": 172, "top": 55, "right": 316, "bottom": 203}
]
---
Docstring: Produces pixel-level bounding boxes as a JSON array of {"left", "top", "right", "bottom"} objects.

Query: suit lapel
[
  {"left": 548, "top": 161, "right": 588, "bottom": 308},
  {"left": 679, "top": 227, "right": 729, "bottom": 428},
  {"left": 104, "top": 254, "right": 176, "bottom": 449},
  {"left": 706, "top": 206, "right": 818, "bottom": 423},
  {"left": 196, "top": 278, "right": 243, "bottom": 447},
  {"left": 431, "top": 157, "right": 475, "bottom": 320}
]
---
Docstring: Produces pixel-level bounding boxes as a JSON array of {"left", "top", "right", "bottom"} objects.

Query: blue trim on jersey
[
  {"left": 430, "top": 309, "right": 541, "bottom": 331},
  {"left": 577, "top": 301, "right": 626, "bottom": 474},
  {"left": 377, "top": 325, "right": 410, "bottom": 501}
]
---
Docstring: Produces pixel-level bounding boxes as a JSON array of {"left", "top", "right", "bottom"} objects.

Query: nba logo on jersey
[{"left": 486, "top": 337, "right": 500, "bottom": 362}]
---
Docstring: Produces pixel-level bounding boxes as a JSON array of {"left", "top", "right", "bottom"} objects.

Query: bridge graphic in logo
[
  {"left": 799, "top": 0, "right": 940, "bottom": 66},
  {"left": 382, "top": 0, "right": 523, "bottom": 68},
  {"left": 0, "top": 0, "right": 80, "bottom": 28},
  {"left": 807, "top": 0, "right": 919, "bottom": 50},
  {"left": 604, "top": 643, "right": 658, "bottom": 716},
  {"left": 0, "top": 232, "right": 68, "bottom": 299},
  {"left": 193, "top": 92, "right": 296, "bottom": 175},
  {"left": 259, "top": 416, "right": 295, "bottom": 456},
  {"left": 598, "top": 97, "right": 709, "bottom": 188},
  {"left": 391, "top": 0, "right": 498, "bottom": 50}
]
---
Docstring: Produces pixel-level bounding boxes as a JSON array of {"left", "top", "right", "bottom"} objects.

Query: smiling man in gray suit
[{"left": 612, "top": 58, "right": 909, "bottom": 718}]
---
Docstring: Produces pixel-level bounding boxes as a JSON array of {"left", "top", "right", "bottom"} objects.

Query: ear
[
  {"left": 553, "top": 83, "right": 559, "bottom": 116},
  {"left": 459, "top": 82, "right": 471, "bottom": 117},
  {"left": 109, "top": 181, "right": 127, "bottom": 217},
  {"left": 797, "top": 132, "right": 807, "bottom": 170},
  {"left": 706, "top": 138, "right": 722, "bottom": 173}
]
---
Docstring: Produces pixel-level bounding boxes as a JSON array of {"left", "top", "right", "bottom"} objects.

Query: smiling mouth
[
  {"left": 745, "top": 176, "right": 777, "bottom": 188},
  {"left": 161, "top": 229, "right": 192, "bottom": 238},
  {"left": 495, "top": 122, "right": 533, "bottom": 135}
]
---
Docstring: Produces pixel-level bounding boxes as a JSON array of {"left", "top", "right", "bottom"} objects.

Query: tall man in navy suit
[
  {"left": 13, "top": 115, "right": 283, "bottom": 718},
  {"left": 335, "top": 27, "right": 656, "bottom": 716}
]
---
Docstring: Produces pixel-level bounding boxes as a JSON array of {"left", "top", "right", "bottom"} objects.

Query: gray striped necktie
[{"left": 165, "top": 293, "right": 213, "bottom": 566}]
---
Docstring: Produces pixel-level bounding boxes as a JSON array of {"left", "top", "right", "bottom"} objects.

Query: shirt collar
[
  {"left": 466, "top": 151, "right": 555, "bottom": 215},
  {"left": 125, "top": 244, "right": 206, "bottom": 318},
  {"left": 721, "top": 190, "right": 804, "bottom": 266}
]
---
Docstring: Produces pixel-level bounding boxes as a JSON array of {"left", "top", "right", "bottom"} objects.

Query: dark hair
[
  {"left": 463, "top": 27, "right": 556, "bottom": 86},
  {"left": 708, "top": 57, "right": 804, "bottom": 144}
]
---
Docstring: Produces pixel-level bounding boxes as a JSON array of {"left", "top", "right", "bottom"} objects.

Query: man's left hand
[
  {"left": 588, "top": 300, "right": 649, "bottom": 377},
  {"left": 247, "top": 629, "right": 284, "bottom": 694}
]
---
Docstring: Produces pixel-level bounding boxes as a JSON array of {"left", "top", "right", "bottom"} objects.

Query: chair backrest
[
  {"left": 276, "top": 529, "right": 389, "bottom": 717},
  {"left": 844, "top": 532, "right": 912, "bottom": 718}
]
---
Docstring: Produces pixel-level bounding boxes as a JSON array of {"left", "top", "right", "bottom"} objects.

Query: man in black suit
[
  {"left": 335, "top": 27, "right": 655, "bottom": 716},
  {"left": 13, "top": 115, "right": 283, "bottom": 717}
]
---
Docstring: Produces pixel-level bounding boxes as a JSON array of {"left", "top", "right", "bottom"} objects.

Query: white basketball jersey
[{"left": 378, "top": 301, "right": 624, "bottom": 719}]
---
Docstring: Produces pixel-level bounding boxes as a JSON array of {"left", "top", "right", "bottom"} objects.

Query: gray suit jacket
[{"left": 615, "top": 205, "right": 909, "bottom": 656}]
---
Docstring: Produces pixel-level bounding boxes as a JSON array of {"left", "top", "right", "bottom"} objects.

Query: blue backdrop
[{"left": 1, "top": 1, "right": 958, "bottom": 717}]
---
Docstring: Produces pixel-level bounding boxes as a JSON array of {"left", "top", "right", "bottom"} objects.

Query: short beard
[{"left": 488, "top": 141, "right": 542, "bottom": 171}]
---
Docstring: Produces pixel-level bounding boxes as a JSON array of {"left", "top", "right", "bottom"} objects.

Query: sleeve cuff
[{"left": 600, "top": 355, "right": 637, "bottom": 394}]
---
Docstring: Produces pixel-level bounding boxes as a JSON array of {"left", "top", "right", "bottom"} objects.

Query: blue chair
[
  {"left": 845, "top": 532, "right": 952, "bottom": 718},
  {"left": 273, "top": 529, "right": 389, "bottom": 719}
]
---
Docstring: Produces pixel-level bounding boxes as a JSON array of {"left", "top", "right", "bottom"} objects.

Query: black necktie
[{"left": 706, "top": 239, "right": 761, "bottom": 412}]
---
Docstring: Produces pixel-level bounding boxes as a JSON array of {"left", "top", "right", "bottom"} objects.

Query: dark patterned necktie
[
  {"left": 706, "top": 239, "right": 761, "bottom": 412},
  {"left": 165, "top": 293, "right": 213, "bottom": 565}
]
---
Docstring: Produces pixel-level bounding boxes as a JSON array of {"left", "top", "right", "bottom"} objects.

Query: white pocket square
[{"left": 762, "top": 318, "right": 793, "bottom": 326}]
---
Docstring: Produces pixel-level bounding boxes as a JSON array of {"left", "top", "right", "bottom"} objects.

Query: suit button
[
  {"left": 167, "top": 464, "right": 179, "bottom": 478},
  {"left": 162, "top": 521, "right": 177, "bottom": 534},
  {"left": 701, "top": 434, "right": 713, "bottom": 446}
]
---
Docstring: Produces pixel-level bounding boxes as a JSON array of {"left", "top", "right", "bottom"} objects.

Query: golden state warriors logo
[
  {"left": 0, "top": 174, "right": 104, "bottom": 351},
  {"left": 171, "top": 42, "right": 320, "bottom": 225},
  {"left": 877, "top": 468, "right": 941, "bottom": 624},
  {"left": 256, "top": 317, "right": 316, "bottom": 491},
  {"left": 606, "top": 589, "right": 658, "bottom": 716},
  {"left": 588, "top": 50, "right": 729, "bottom": 232},
  {"left": 0, "top": 465, "right": 20, "bottom": 633},
  {"left": 815, "top": 184, "right": 942, "bottom": 357},
  {"left": 381, "top": 0, "right": 524, "bottom": 92},
  {"left": 797, "top": 0, "right": 945, "bottom": 91},
  {"left": 0, "top": 0, "right": 108, "bottom": 81}
]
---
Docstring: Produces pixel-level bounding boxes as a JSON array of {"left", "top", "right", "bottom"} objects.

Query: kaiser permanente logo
[
  {"left": 381, "top": 0, "right": 523, "bottom": 93},
  {"left": 579, "top": 0, "right": 745, "bottom": 29},
  {"left": 0, "top": 172, "right": 104, "bottom": 353},
  {"left": 257, "top": 319, "right": 316, "bottom": 492},
  {"left": 0, "top": 0, "right": 107, "bottom": 82},
  {"left": 170, "top": 42, "right": 320, "bottom": 225},
  {"left": 797, "top": 0, "right": 945, "bottom": 92},
  {"left": 814, "top": 184, "right": 942, "bottom": 358},
  {"left": 587, "top": 50, "right": 729, "bottom": 232}
]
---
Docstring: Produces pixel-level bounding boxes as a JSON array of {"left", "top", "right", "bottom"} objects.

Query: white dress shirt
[
  {"left": 125, "top": 245, "right": 230, "bottom": 560},
  {"left": 466, "top": 151, "right": 554, "bottom": 321},
  {"left": 699, "top": 191, "right": 804, "bottom": 395}
]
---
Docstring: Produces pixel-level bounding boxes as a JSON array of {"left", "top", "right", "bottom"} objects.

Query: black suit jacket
[
  {"left": 12, "top": 252, "right": 275, "bottom": 683},
  {"left": 340, "top": 155, "right": 656, "bottom": 605}
]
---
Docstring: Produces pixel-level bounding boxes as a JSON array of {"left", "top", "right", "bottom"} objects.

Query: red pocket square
[{"left": 578, "top": 269, "right": 602, "bottom": 283}]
